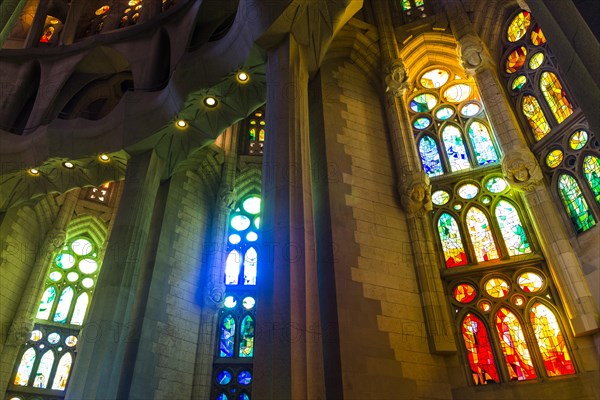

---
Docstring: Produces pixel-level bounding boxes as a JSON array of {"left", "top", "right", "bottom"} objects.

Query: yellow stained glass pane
[
  {"left": 529, "top": 52, "right": 544, "bottom": 69},
  {"left": 420, "top": 68, "right": 449, "bottom": 88},
  {"left": 540, "top": 72, "right": 573, "bottom": 124},
  {"left": 545, "top": 149, "right": 563, "bottom": 168},
  {"left": 506, "top": 47, "right": 527, "bottom": 73},
  {"left": 466, "top": 207, "right": 499, "bottom": 262},
  {"left": 512, "top": 75, "right": 527, "bottom": 91},
  {"left": 507, "top": 11, "right": 531, "bottom": 42},
  {"left": 485, "top": 278, "right": 509, "bottom": 298},
  {"left": 401, "top": 0, "right": 411, "bottom": 11},
  {"left": 531, "top": 25, "right": 546, "bottom": 46},
  {"left": 530, "top": 303, "right": 575, "bottom": 376},
  {"left": 522, "top": 95, "right": 550, "bottom": 141},
  {"left": 569, "top": 130, "right": 588, "bottom": 150},
  {"left": 517, "top": 272, "right": 544, "bottom": 293},
  {"left": 443, "top": 84, "right": 472, "bottom": 103}
]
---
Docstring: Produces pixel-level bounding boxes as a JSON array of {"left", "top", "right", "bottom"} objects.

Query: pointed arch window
[
  {"left": 495, "top": 200, "right": 531, "bottom": 256},
  {"left": 583, "top": 155, "right": 600, "bottom": 205},
  {"left": 461, "top": 313, "right": 500, "bottom": 384},
  {"left": 540, "top": 72, "right": 573, "bottom": 124},
  {"left": 466, "top": 207, "right": 499, "bottom": 262},
  {"left": 521, "top": 95, "right": 550, "bottom": 141},
  {"left": 437, "top": 213, "right": 467, "bottom": 267},
  {"left": 557, "top": 174, "right": 596, "bottom": 232},
  {"left": 495, "top": 307, "right": 537, "bottom": 381}
]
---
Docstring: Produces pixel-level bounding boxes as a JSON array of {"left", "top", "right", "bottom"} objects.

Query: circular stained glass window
[
  {"left": 506, "top": 46, "right": 527, "bottom": 73},
  {"left": 545, "top": 149, "right": 563, "bottom": 168},
  {"left": 512, "top": 75, "right": 527, "bottom": 91},
  {"left": 240, "top": 394, "right": 250, "bottom": 400},
  {"left": 246, "top": 232, "right": 258, "bottom": 242},
  {"left": 481, "top": 195, "right": 491, "bottom": 205},
  {"left": 229, "top": 234, "right": 241, "bottom": 245},
  {"left": 56, "top": 253, "right": 75, "bottom": 269},
  {"left": 67, "top": 272, "right": 79, "bottom": 282},
  {"left": 231, "top": 215, "right": 251, "bottom": 231},
  {"left": 453, "top": 284, "right": 477, "bottom": 303},
  {"left": 409, "top": 94, "right": 438, "bottom": 113},
  {"left": 238, "top": 370, "right": 252, "bottom": 385},
  {"left": 79, "top": 259, "right": 98, "bottom": 274},
  {"left": 431, "top": 190, "right": 450, "bottom": 206},
  {"left": 453, "top": 203, "right": 462, "bottom": 211},
  {"left": 413, "top": 117, "right": 431, "bottom": 130},
  {"left": 517, "top": 272, "right": 544, "bottom": 293},
  {"left": 479, "top": 300, "right": 491, "bottom": 312},
  {"left": 242, "top": 197, "right": 261, "bottom": 215},
  {"left": 569, "top": 130, "right": 588, "bottom": 150},
  {"left": 507, "top": 11, "right": 531, "bottom": 42},
  {"left": 443, "top": 84, "right": 472, "bottom": 103},
  {"left": 457, "top": 184, "right": 479, "bottom": 199},
  {"left": 420, "top": 69, "right": 450, "bottom": 88},
  {"left": 48, "top": 332, "right": 61, "bottom": 344},
  {"left": 513, "top": 295, "right": 525, "bottom": 307},
  {"left": 529, "top": 52, "right": 544, "bottom": 69},
  {"left": 435, "top": 106, "right": 454, "bottom": 120},
  {"left": 49, "top": 271, "right": 62, "bottom": 282},
  {"left": 30, "top": 330, "right": 43, "bottom": 341},
  {"left": 216, "top": 394, "right": 228, "bottom": 400},
  {"left": 81, "top": 278, "right": 94, "bottom": 289},
  {"left": 484, "top": 278, "right": 509, "bottom": 298},
  {"left": 71, "top": 238, "right": 93, "bottom": 256},
  {"left": 217, "top": 370, "right": 232, "bottom": 385},
  {"left": 242, "top": 297, "right": 256, "bottom": 310},
  {"left": 460, "top": 102, "right": 481, "bottom": 117},
  {"left": 531, "top": 25, "right": 546, "bottom": 46},
  {"left": 485, "top": 177, "right": 508, "bottom": 193},
  {"left": 224, "top": 296, "right": 237, "bottom": 308},
  {"left": 65, "top": 335, "right": 78, "bottom": 347}
]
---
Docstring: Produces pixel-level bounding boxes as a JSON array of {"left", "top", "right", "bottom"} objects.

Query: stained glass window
[
  {"left": 239, "top": 315, "right": 255, "bottom": 357},
  {"left": 517, "top": 272, "right": 544, "bottom": 293},
  {"left": 468, "top": 121, "right": 499, "bottom": 165},
  {"left": 495, "top": 308, "right": 537, "bottom": 381},
  {"left": 540, "top": 72, "right": 573, "bottom": 124},
  {"left": 569, "top": 130, "right": 588, "bottom": 150},
  {"left": 558, "top": 174, "right": 596, "bottom": 232},
  {"left": 529, "top": 52, "right": 544, "bottom": 69},
  {"left": 530, "top": 25, "right": 546, "bottom": 46},
  {"left": 462, "top": 314, "right": 500, "bottom": 385},
  {"left": 437, "top": 213, "right": 468, "bottom": 267},
  {"left": 583, "top": 156, "right": 600, "bottom": 204},
  {"left": 530, "top": 303, "right": 575, "bottom": 376},
  {"left": 226, "top": 196, "right": 261, "bottom": 286},
  {"left": 219, "top": 315, "right": 236, "bottom": 357},
  {"left": 466, "top": 207, "right": 499, "bottom": 262},
  {"left": 420, "top": 69, "right": 449, "bottom": 88},
  {"left": 506, "top": 46, "right": 527, "bottom": 73},
  {"left": 512, "top": 75, "right": 527, "bottom": 91},
  {"left": 485, "top": 278, "right": 510, "bottom": 298},
  {"left": 410, "top": 94, "right": 438, "bottom": 113},
  {"left": 443, "top": 84, "right": 472, "bottom": 103},
  {"left": 419, "top": 136, "right": 444, "bottom": 177},
  {"left": 247, "top": 109, "right": 266, "bottom": 155},
  {"left": 522, "top": 95, "right": 550, "bottom": 140},
  {"left": 545, "top": 149, "right": 563, "bottom": 168},
  {"left": 454, "top": 284, "right": 477, "bottom": 303},
  {"left": 495, "top": 200, "right": 531, "bottom": 256},
  {"left": 442, "top": 125, "right": 471, "bottom": 172},
  {"left": 507, "top": 11, "right": 531, "bottom": 42}
]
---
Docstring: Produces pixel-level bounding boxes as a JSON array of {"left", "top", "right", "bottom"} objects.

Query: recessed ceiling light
[
  {"left": 99, "top": 154, "right": 110, "bottom": 162},
  {"left": 237, "top": 72, "right": 249, "bottom": 82},
  {"left": 176, "top": 119, "right": 187, "bottom": 128},
  {"left": 204, "top": 96, "right": 217, "bottom": 107},
  {"left": 28, "top": 168, "right": 40, "bottom": 176},
  {"left": 63, "top": 161, "right": 74, "bottom": 169}
]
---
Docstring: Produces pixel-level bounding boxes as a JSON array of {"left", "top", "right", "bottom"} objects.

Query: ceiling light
[
  {"left": 99, "top": 154, "right": 110, "bottom": 162},
  {"left": 63, "top": 161, "right": 74, "bottom": 169},
  {"left": 237, "top": 72, "right": 249, "bottom": 82},
  {"left": 176, "top": 119, "right": 188, "bottom": 128},
  {"left": 28, "top": 168, "right": 40, "bottom": 176},
  {"left": 204, "top": 96, "right": 217, "bottom": 107}
]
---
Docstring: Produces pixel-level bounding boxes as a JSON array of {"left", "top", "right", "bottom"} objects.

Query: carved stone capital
[
  {"left": 400, "top": 171, "right": 433, "bottom": 217},
  {"left": 6, "top": 316, "right": 35, "bottom": 346},
  {"left": 502, "top": 149, "right": 543, "bottom": 192},
  {"left": 457, "top": 34, "right": 489, "bottom": 75},
  {"left": 385, "top": 58, "right": 409, "bottom": 97},
  {"left": 45, "top": 229, "right": 67, "bottom": 253},
  {"left": 216, "top": 185, "right": 236, "bottom": 212},
  {"left": 204, "top": 281, "right": 226, "bottom": 309}
]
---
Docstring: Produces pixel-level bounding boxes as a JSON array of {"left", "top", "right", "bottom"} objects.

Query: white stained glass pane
[
  {"left": 244, "top": 247, "right": 257, "bottom": 285},
  {"left": 51, "top": 353, "right": 73, "bottom": 390},
  {"left": 14, "top": 347, "right": 36, "bottom": 386},
  {"left": 53, "top": 287, "right": 74, "bottom": 323},
  {"left": 229, "top": 234, "right": 241, "bottom": 245},
  {"left": 242, "top": 196, "right": 261, "bottom": 214},
  {"left": 246, "top": 231, "right": 258, "bottom": 242},
  {"left": 71, "top": 238, "right": 93, "bottom": 256},
  {"left": 225, "top": 250, "right": 242, "bottom": 285},
  {"left": 81, "top": 277, "right": 94, "bottom": 288},
  {"left": 231, "top": 215, "right": 251, "bottom": 231},
  {"left": 71, "top": 293, "right": 90, "bottom": 325},
  {"left": 55, "top": 253, "right": 75, "bottom": 269},
  {"left": 79, "top": 258, "right": 98, "bottom": 274},
  {"left": 36, "top": 286, "right": 57, "bottom": 320},
  {"left": 33, "top": 350, "right": 55, "bottom": 388}
]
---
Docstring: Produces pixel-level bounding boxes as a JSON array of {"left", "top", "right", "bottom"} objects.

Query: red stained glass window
[
  {"left": 495, "top": 307, "right": 537, "bottom": 381},
  {"left": 530, "top": 303, "right": 575, "bottom": 376},
  {"left": 462, "top": 314, "right": 500, "bottom": 385}
]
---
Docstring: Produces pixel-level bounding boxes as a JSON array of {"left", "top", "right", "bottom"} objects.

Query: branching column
[
  {"left": 372, "top": 0, "right": 456, "bottom": 353},
  {"left": 444, "top": 0, "right": 600, "bottom": 335}
]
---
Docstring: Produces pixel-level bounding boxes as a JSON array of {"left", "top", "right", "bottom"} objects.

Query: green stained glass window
[
  {"left": 219, "top": 315, "right": 236, "bottom": 357},
  {"left": 401, "top": 0, "right": 411, "bottom": 11},
  {"left": 558, "top": 174, "right": 596, "bottom": 232},
  {"left": 485, "top": 177, "right": 508, "bottom": 193},
  {"left": 466, "top": 207, "right": 499, "bottom": 262},
  {"left": 522, "top": 95, "right": 550, "bottom": 141},
  {"left": 442, "top": 125, "right": 471, "bottom": 171},
  {"left": 583, "top": 155, "right": 600, "bottom": 205},
  {"left": 410, "top": 93, "right": 437, "bottom": 113},
  {"left": 437, "top": 213, "right": 468, "bottom": 267},
  {"left": 540, "top": 72, "right": 573, "bottom": 124},
  {"left": 239, "top": 316, "right": 255, "bottom": 357},
  {"left": 413, "top": 116, "right": 431, "bottom": 129},
  {"left": 495, "top": 200, "right": 531, "bottom": 255},
  {"left": 435, "top": 106, "right": 454, "bottom": 120}
]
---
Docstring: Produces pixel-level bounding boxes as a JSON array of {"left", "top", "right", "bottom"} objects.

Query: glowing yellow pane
[
  {"left": 512, "top": 75, "right": 527, "bottom": 91},
  {"left": 540, "top": 72, "right": 574, "bottom": 124},
  {"left": 522, "top": 95, "right": 550, "bottom": 141},
  {"left": 507, "top": 11, "right": 531, "bottom": 42},
  {"left": 545, "top": 149, "right": 563, "bottom": 168},
  {"left": 529, "top": 52, "right": 544, "bottom": 69},
  {"left": 506, "top": 47, "right": 527, "bottom": 73},
  {"left": 485, "top": 278, "right": 509, "bottom": 298},
  {"left": 569, "top": 130, "right": 588, "bottom": 150},
  {"left": 420, "top": 69, "right": 450, "bottom": 88},
  {"left": 443, "top": 84, "right": 472, "bottom": 103},
  {"left": 531, "top": 25, "right": 546, "bottom": 46},
  {"left": 517, "top": 272, "right": 544, "bottom": 293}
]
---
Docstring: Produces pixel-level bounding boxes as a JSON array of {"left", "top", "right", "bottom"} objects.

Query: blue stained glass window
[
  {"left": 419, "top": 136, "right": 443, "bottom": 177},
  {"left": 558, "top": 174, "right": 596, "bottom": 232},
  {"left": 220, "top": 315, "right": 236, "bottom": 357},
  {"left": 442, "top": 125, "right": 471, "bottom": 171},
  {"left": 238, "top": 370, "right": 252, "bottom": 385},
  {"left": 239, "top": 315, "right": 255, "bottom": 357},
  {"left": 218, "top": 370, "right": 232, "bottom": 385},
  {"left": 468, "top": 122, "right": 499, "bottom": 165}
]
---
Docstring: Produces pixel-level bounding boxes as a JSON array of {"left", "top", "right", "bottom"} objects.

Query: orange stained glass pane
[
  {"left": 522, "top": 95, "right": 551, "bottom": 141},
  {"left": 506, "top": 46, "right": 527, "bottom": 73},
  {"left": 466, "top": 207, "right": 499, "bottom": 262},
  {"left": 530, "top": 303, "right": 575, "bottom": 376},
  {"left": 495, "top": 307, "right": 537, "bottom": 381},
  {"left": 462, "top": 314, "right": 500, "bottom": 385},
  {"left": 507, "top": 11, "right": 531, "bottom": 42},
  {"left": 454, "top": 284, "right": 477, "bottom": 303},
  {"left": 540, "top": 72, "right": 573, "bottom": 124},
  {"left": 531, "top": 25, "right": 546, "bottom": 46}
]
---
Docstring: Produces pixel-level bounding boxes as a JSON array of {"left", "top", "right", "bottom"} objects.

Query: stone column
[
  {"left": 66, "top": 150, "right": 164, "bottom": 398},
  {"left": 0, "top": 189, "right": 79, "bottom": 395},
  {"left": 138, "top": 0, "right": 161, "bottom": 24},
  {"left": 22, "top": 0, "right": 47, "bottom": 48},
  {"left": 523, "top": 0, "right": 600, "bottom": 134},
  {"left": 371, "top": 0, "right": 457, "bottom": 353},
  {"left": 60, "top": 0, "right": 85, "bottom": 45},
  {"left": 445, "top": 0, "right": 599, "bottom": 335}
]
